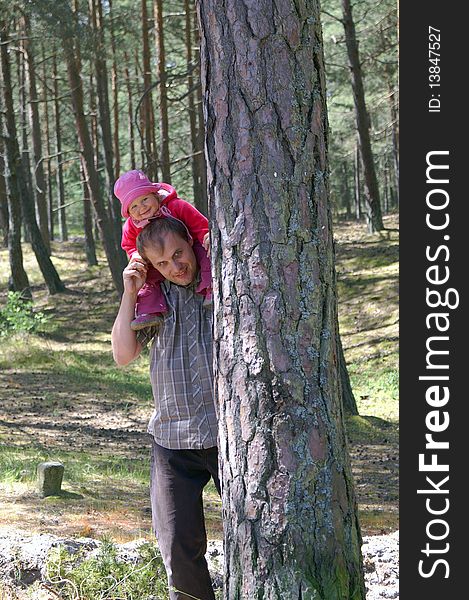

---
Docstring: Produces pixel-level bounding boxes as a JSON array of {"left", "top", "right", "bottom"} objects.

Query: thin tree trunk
[
  {"left": 61, "top": 39, "right": 125, "bottom": 295},
  {"left": 124, "top": 52, "right": 136, "bottom": 170},
  {"left": 354, "top": 139, "right": 361, "bottom": 221},
  {"left": 89, "top": 0, "right": 122, "bottom": 247},
  {"left": 338, "top": 333, "right": 359, "bottom": 415},
  {"left": 154, "top": 0, "right": 171, "bottom": 183},
  {"left": 41, "top": 44, "right": 54, "bottom": 241},
  {"left": 342, "top": 0, "right": 383, "bottom": 233},
  {"left": 141, "top": 0, "right": 157, "bottom": 179},
  {"left": 52, "top": 53, "right": 67, "bottom": 241},
  {"left": 1, "top": 25, "right": 65, "bottom": 295},
  {"left": 108, "top": 0, "right": 120, "bottom": 177},
  {"left": 193, "top": 9, "right": 208, "bottom": 214},
  {"left": 81, "top": 161, "right": 98, "bottom": 267},
  {"left": 0, "top": 150, "right": 8, "bottom": 247},
  {"left": 185, "top": 0, "right": 207, "bottom": 215},
  {"left": 23, "top": 14, "right": 50, "bottom": 254},
  {"left": 343, "top": 159, "right": 352, "bottom": 219},
  {"left": 17, "top": 46, "right": 33, "bottom": 243},
  {"left": 197, "top": 1, "right": 365, "bottom": 596}
]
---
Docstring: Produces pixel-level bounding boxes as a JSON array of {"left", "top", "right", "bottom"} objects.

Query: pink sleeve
[
  {"left": 166, "top": 198, "right": 208, "bottom": 244},
  {"left": 121, "top": 218, "right": 139, "bottom": 257}
]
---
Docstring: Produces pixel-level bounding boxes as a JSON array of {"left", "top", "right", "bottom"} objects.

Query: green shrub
[
  {"left": 45, "top": 538, "right": 169, "bottom": 599},
  {"left": 0, "top": 291, "right": 49, "bottom": 336}
]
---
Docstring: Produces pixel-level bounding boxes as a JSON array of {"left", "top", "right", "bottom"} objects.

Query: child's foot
[{"left": 131, "top": 313, "right": 164, "bottom": 331}]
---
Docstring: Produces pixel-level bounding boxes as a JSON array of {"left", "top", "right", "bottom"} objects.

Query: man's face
[{"left": 144, "top": 231, "right": 198, "bottom": 286}]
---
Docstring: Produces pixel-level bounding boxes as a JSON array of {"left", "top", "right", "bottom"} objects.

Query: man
[{"left": 111, "top": 217, "right": 219, "bottom": 600}]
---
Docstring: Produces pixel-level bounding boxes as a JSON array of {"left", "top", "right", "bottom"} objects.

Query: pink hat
[{"left": 114, "top": 170, "right": 162, "bottom": 218}]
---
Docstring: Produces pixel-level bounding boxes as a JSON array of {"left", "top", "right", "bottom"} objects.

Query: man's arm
[{"left": 111, "top": 257, "right": 147, "bottom": 365}]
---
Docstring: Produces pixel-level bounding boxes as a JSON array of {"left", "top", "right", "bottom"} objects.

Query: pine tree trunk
[
  {"left": 41, "top": 44, "right": 54, "bottom": 241},
  {"left": 196, "top": 1, "right": 365, "bottom": 597},
  {"left": 338, "top": 333, "right": 359, "bottom": 415},
  {"left": 52, "top": 53, "right": 67, "bottom": 242},
  {"left": 91, "top": 0, "right": 122, "bottom": 247},
  {"left": 109, "top": 0, "right": 121, "bottom": 177},
  {"left": 342, "top": 0, "right": 383, "bottom": 233},
  {"left": 23, "top": 14, "right": 51, "bottom": 254},
  {"left": 1, "top": 24, "right": 65, "bottom": 295},
  {"left": 17, "top": 48, "right": 33, "bottom": 243},
  {"left": 154, "top": 0, "right": 171, "bottom": 183},
  {"left": 0, "top": 152, "right": 8, "bottom": 248},
  {"left": 343, "top": 160, "right": 352, "bottom": 219},
  {"left": 193, "top": 10, "right": 208, "bottom": 214},
  {"left": 185, "top": 0, "right": 207, "bottom": 215},
  {"left": 354, "top": 140, "right": 361, "bottom": 221},
  {"left": 62, "top": 40, "right": 125, "bottom": 295},
  {"left": 141, "top": 0, "right": 157, "bottom": 179},
  {"left": 124, "top": 52, "right": 136, "bottom": 170},
  {"left": 81, "top": 161, "right": 98, "bottom": 267}
]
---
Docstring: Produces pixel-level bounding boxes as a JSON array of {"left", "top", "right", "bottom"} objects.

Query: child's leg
[
  {"left": 132, "top": 266, "right": 168, "bottom": 330},
  {"left": 192, "top": 241, "right": 212, "bottom": 306}
]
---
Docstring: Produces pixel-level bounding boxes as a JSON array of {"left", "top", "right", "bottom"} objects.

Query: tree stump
[{"left": 37, "top": 462, "right": 64, "bottom": 497}]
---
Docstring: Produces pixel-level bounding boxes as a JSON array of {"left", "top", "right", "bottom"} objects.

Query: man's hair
[{"left": 137, "top": 216, "right": 191, "bottom": 260}]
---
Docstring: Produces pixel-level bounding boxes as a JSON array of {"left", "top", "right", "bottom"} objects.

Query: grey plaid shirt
[{"left": 138, "top": 279, "right": 217, "bottom": 450}]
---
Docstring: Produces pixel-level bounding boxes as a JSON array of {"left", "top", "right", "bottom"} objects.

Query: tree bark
[
  {"left": 185, "top": 0, "right": 207, "bottom": 216},
  {"left": 193, "top": 9, "right": 208, "bottom": 214},
  {"left": 196, "top": 1, "right": 364, "bottom": 597},
  {"left": 52, "top": 53, "right": 67, "bottom": 242},
  {"left": 123, "top": 52, "right": 136, "bottom": 170},
  {"left": 80, "top": 161, "right": 98, "bottom": 267},
  {"left": 354, "top": 139, "right": 361, "bottom": 221},
  {"left": 338, "top": 333, "right": 359, "bottom": 415},
  {"left": 0, "top": 150, "right": 8, "bottom": 248},
  {"left": 89, "top": 0, "right": 122, "bottom": 247},
  {"left": 61, "top": 39, "right": 126, "bottom": 295},
  {"left": 41, "top": 43, "right": 54, "bottom": 241},
  {"left": 108, "top": 0, "right": 121, "bottom": 178},
  {"left": 141, "top": 0, "right": 157, "bottom": 179},
  {"left": 1, "top": 25, "right": 65, "bottom": 295},
  {"left": 342, "top": 0, "right": 383, "bottom": 233},
  {"left": 154, "top": 0, "right": 171, "bottom": 183},
  {"left": 23, "top": 14, "right": 51, "bottom": 254}
]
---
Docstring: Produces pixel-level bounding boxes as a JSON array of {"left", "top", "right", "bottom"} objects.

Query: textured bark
[
  {"left": 196, "top": 1, "right": 364, "bottom": 597},
  {"left": 23, "top": 14, "right": 50, "bottom": 254},
  {"left": 193, "top": 11, "right": 208, "bottom": 215},
  {"left": 0, "top": 151, "right": 8, "bottom": 247},
  {"left": 62, "top": 40, "right": 125, "bottom": 295},
  {"left": 1, "top": 27, "right": 64, "bottom": 295},
  {"left": 342, "top": 0, "right": 383, "bottom": 233},
  {"left": 154, "top": 0, "right": 171, "bottom": 183}
]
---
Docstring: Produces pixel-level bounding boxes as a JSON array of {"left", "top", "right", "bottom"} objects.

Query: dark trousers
[{"left": 150, "top": 440, "right": 221, "bottom": 600}]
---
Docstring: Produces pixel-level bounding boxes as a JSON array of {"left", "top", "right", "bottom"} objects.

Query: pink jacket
[{"left": 121, "top": 183, "right": 208, "bottom": 257}]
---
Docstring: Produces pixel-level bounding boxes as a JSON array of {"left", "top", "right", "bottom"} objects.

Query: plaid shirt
[{"left": 138, "top": 279, "right": 217, "bottom": 450}]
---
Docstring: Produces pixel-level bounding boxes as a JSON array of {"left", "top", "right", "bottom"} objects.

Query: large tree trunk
[
  {"left": 1, "top": 24, "right": 65, "bottom": 295},
  {"left": 154, "top": 0, "right": 171, "bottom": 183},
  {"left": 342, "top": 0, "right": 383, "bottom": 233},
  {"left": 23, "top": 14, "right": 51, "bottom": 255},
  {"left": 62, "top": 40, "right": 126, "bottom": 295},
  {"left": 197, "top": 2, "right": 364, "bottom": 597},
  {"left": 338, "top": 333, "right": 359, "bottom": 415}
]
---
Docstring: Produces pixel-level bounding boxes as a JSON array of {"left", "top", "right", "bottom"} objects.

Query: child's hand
[{"left": 203, "top": 232, "right": 210, "bottom": 257}]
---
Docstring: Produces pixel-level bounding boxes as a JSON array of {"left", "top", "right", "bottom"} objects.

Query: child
[{"left": 114, "top": 169, "right": 212, "bottom": 331}]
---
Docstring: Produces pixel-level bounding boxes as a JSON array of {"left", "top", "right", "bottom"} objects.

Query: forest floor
[{"left": 0, "top": 213, "right": 399, "bottom": 544}]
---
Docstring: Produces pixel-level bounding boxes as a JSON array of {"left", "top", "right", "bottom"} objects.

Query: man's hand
[
  {"left": 123, "top": 254, "right": 148, "bottom": 295},
  {"left": 202, "top": 232, "right": 210, "bottom": 258}
]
